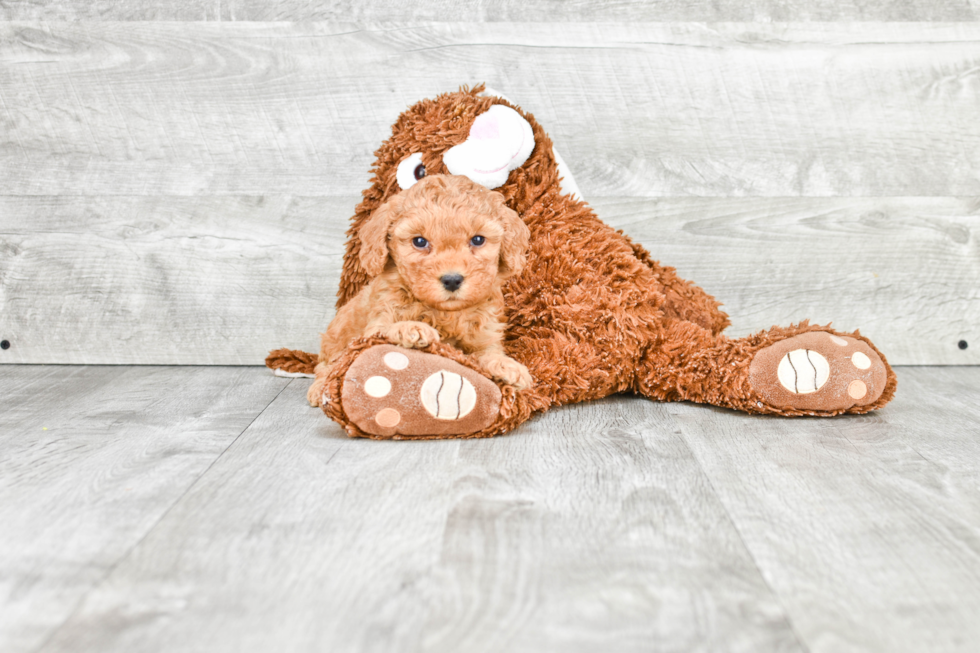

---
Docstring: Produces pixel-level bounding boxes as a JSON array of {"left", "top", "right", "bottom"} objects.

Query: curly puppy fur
[{"left": 306, "top": 174, "right": 532, "bottom": 407}]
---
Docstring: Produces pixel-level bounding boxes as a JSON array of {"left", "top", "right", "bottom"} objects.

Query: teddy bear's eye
[{"left": 396, "top": 153, "right": 426, "bottom": 190}]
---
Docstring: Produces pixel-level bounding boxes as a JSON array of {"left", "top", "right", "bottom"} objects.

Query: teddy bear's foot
[
  {"left": 337, "top": 344, "right": 502, "bottom": 438},
  {"left": 748, "top": 331, "right": 888, "bottom": 414}
]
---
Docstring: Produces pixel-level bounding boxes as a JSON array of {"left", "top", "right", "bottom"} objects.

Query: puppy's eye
[
  {"left": 412, "top": 236, "right": 429, "bottom": 249},
  {"left": 396, "top": 153, "right": 426, "bottom": 190},
  {"left": 470, "top": 235, "right": 486, "bottom": 247}
]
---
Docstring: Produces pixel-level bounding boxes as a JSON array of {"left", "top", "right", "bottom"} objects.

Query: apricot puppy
[{"left": 307, "top": 174, "right": 532, "bottom": 407}]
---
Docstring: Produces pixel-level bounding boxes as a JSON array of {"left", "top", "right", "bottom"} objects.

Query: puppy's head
[{"left": 359, "top": 174, "right": 529, "bottom": 311}]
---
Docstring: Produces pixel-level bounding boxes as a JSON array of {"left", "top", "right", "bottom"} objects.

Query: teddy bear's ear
[
  {"left": 443, "top": 105, "right": 535, "bottom": 190},
  {"left": 358, "top": 199, "right": 397, "bottom": 276},
  {"left": 497, "top": 202, "right": 530, "bottom": 278}
]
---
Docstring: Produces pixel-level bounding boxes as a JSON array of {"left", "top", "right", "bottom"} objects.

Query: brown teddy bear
[{"left": 267, "top": 84, "right": 896, "bottom": 439}]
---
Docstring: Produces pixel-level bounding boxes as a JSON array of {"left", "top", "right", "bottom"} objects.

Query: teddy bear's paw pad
[
  {"left": 340, "top": 345, "right": 501, "bottom": 438},
  {"left": 748, "top": 331, "right": 887, "bottom": 413},
  {"left": 420, "top": 372, "right": 478, "bottom": 419}
]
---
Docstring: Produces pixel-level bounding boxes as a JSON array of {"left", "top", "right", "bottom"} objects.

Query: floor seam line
[
  {"left": 669, "top": 408, "right": 814, "bottom": 653},
  {"left": 29, "top": 376, "right": 295, "bottom": 653}
]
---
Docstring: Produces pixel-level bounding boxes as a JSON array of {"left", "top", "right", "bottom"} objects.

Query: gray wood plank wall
[
  {"left": 1, "top": 17, "right": 978, "bottom": 365},
  {"left": 3, "top": 1, "right": 979, "bottom": 21}
]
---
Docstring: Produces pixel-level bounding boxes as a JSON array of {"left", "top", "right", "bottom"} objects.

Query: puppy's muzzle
[{"left": 440, "top": 273, "right": 464, "bottom": 292}]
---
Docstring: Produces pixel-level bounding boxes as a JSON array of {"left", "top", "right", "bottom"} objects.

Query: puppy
[{"left": 307, "top": 174, "right": 533, "bottom": 407}]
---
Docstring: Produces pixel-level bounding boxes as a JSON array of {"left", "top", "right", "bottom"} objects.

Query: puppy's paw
[
  {"left": 306, "top": 362, "right": 329, "bottom": 407},
  {"left": 307, "top": 377, "right": 326, "bottom": 407},
  {"left": 386, "top": 321, "right": 441, "bottom": 349},
  {"left": 480, "top": 355, "right": 533, "bottom": 391}
]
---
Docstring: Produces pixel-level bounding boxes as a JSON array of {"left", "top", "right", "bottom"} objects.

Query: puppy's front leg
[
  {"left": 477, "top": 347, "right": 533, "bottom": 391},
  {"left": 370, "top": 320, "right": 441, "bottom": 349},
  {"left": 308, "top": 299, "right": 361, "bottom": 407},
  {"left": 307, "top": 361, "right": 330, "bottom": 407}
]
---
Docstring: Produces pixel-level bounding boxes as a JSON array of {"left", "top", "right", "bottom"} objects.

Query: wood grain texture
[
  {"left": 1, "top": 195, "right": 976, "bottom": 365},
  {"left": 671, "top": 366, "right": 980, "bottom": 653},
  {"left": 0, "top": 195, "right": 347, "bottom": 365},
  {"left": 29, "top": 380, "right": 464, "bottom": 653},
  {"left": 33, "top": 383, "right": 804, "bottom": 653},
  {"left": 415, "top": 397, "right": 801, "bottom": 653},
  {"left": 7, "top": 366, "right": 980, "bottom": 652},
  {"left": 1, "top": 22, "right": 980, "bottom": 197},
  {"left": 3, "top": 0, "right": 978, "bottom": 21},
  {"left": 0, "top": 365, "right": 288, "bottom": 653},
  {"left": 602, "top": 196, "right": 980, "bottom": 365}
]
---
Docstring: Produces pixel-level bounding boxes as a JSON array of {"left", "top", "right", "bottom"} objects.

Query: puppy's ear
[
  {"left": 497, "top": 202, "right": 530, "bottom": 278},
  {"left": 358, "top": 199, "right": 398, "bottom": 276}
]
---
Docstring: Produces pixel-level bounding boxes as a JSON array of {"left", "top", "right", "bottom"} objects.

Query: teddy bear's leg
[
  {"left": 317, "top": 330, "right": 623, "bottom": 439},
  {"left": 322, "top": 342, "right": 499, "bottom": 438},
  {"left": 634, "top": 319, "right": 897, "bottom": 415},
  {"left": 649, "top": 264, "right": 731, "bottom": 335},
  {"left": 625, "top": 238, "right": 731, "bottom": 335},
  {"left": 317, "top": 337, "right": 545, "bottom": 439}
]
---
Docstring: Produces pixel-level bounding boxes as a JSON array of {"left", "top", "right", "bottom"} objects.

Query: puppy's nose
[{"left": 440, "top": 273, "right": 464, "bottom": 292}]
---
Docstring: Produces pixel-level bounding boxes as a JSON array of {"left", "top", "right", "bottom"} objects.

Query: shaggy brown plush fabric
[
  {"left": 265, "top": 348, "right": 317, "bottom": 375},
  {"left": 267, "top": 84, "right": 897, "bottom": 438}
]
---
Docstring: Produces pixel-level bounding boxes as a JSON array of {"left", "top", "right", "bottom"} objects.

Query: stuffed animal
[{"left": 266, "top": 85, "right": 896, "bottom": 439}]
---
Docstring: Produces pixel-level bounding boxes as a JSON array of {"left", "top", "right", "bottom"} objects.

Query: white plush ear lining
[
  {"left": 550, "top": 146, "right": 582, "bottom": 202},
  {"left": 479, "top": 87, "right": 582, "bottom": 201},
  {"left": 443, "top": 105, "right": 535, "bottom": 189}
]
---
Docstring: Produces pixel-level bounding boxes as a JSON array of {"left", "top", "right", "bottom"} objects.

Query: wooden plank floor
[{"left": 2, "top": 365, "right": 979, "bottom": 652}]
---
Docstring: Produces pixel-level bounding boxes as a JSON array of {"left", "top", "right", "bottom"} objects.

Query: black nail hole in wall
[
  {"left": 0, "top": 340, "right": 9, "bottom": 350},
  {"left": 959, "top": 340, "right": 969, "bottom": 350}
]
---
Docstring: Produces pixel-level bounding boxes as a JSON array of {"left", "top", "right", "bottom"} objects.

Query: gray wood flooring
[{"left": 3, "top": 364, "right": 979, "bottom": 652}]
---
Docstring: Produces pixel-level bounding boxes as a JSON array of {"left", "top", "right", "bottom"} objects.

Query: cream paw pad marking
[
  {"left": 340, "top": 345, "right": 501, "bottom": 437},
  {"left": 748, "top": 331, "right": 888, "bottom": 413}
]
